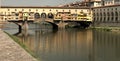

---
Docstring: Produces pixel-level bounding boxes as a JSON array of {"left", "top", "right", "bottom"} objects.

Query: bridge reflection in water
[
  {"left": 93, "top": 30, "right": 120, "bottom": 61},
  {"left": 11, "top": 29, "right": 120, "bottom": 61}
]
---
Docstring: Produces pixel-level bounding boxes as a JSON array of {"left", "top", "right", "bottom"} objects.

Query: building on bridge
[
  {"left": 0, "top": 6, "right": 92, "bottom": 21},
  {"left": 1, "top": 0, "right": 120, "bottom": 27},
  {"left": 0, "top": 6, "right": 93, "bottom": 29}
]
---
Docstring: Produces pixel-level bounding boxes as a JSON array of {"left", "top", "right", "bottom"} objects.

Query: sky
[{"left": 1, "top": 0, "right": 83, "bottom": 6}]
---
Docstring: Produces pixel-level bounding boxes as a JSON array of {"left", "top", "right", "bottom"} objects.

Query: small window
[
  {"left": 111, "top": 17, "right": 114, "bottom": 20},
  {"left": 36, "top": 9, "right": 38, "bottom": 11},
  {"left": 69, "top": 10, "right": 71, "bottom": 12},
  {"left": 93, "top": 13, "right": 95, "bottom": 16},
  {"left": 49, "top": 9, "right": 51, "bottom": 11},
  {"left": 63, "top": 10, "right": 64, "bottom": 12},
  {"left": 104, "top": 12, "right": 106, "bottom": 16},
  {"left": 8, "top": 9, "right": 10, "bottom": 11},
  {"left": 111, "top": 8, "right": 113, "bottom": 10},
  {"left": 115, "top": 12, "right": 118, "bottom": 16},
  {"left": 115, "top": 8, "right": 117, "bottom": 10},
  {"left": 29, "top": 9, "right": 31, "bottom": 11},
  {"left": 43, "top": 9, "right": 45, "bottom": 11},
  {"left": 104, "top": 9, "right": 105, "bottom": 11},
  {"left": 115, "top": 17, "right": 118, "bottom": 21},
  {"left": 107, "top": 17, "right": 109, "bottom": 22},
  {"left": 15, "top": 9, "right": 17, "bottom": 11}
]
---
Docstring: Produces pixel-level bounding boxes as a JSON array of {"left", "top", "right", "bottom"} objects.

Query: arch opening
[
  {"left": 34, "top": 13, "right": 40, "bottom": 19},
  {"left": 41, "top": 13, "right": 47, "bottom": 18},
  {"left": 48, "top": 13, "right": 54, "bottom": 19}
]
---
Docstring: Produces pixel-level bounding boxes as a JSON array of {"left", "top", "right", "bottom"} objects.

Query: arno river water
[{"left": 2, "top": 23, "right": 120, "bottom": 61}]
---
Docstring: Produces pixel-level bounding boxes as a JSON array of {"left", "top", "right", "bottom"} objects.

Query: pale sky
[{"left": 1, "top": 0, "right": 83, "bottom": 6}]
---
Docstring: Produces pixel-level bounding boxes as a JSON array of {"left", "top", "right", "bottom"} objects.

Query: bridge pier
[
  {"left": 16, "top": 20, "right": 29, "bottom": 33},
  {"left": 22, "top": 20, "right": 29, "bottom": 31}
]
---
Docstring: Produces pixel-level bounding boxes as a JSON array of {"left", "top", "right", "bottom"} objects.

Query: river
[{"left": 2, "top": 23, "right": 120, "bottom": 61}]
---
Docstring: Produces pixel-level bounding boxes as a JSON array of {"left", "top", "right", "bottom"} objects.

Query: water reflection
[
  {"left": 16, "top": 29, "right": 93, "bottom": 61},
  {"left": 3, "top": 24, "right": 120, "bottom": 61},
  {"left": 93, "top": 30, "right": 120, "bottom": 61}
]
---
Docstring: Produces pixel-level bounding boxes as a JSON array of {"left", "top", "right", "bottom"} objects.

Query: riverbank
[
  {"left": 91, "top": 26, "right": 120, "bottom": 32},
  {"left": 0, "top": 30, "right": 37, "bottom": 61}
]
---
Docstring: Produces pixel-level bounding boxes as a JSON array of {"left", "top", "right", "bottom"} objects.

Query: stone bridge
[{"left": 0, "top": 6, "right": 92, "bottom": 31}]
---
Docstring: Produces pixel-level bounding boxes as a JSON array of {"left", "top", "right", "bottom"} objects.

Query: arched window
[
  {"left": 104, "top": 17, "right": 106, "bottom": 22},
  {"left": 111, "top": 12, "right": 114, "bottom": 16},
  {"left": 41, "top": 13, "right": 46, "bottom": 18},
  {"left": 34, "top": 13, "right": 40, "bottom": 19},
  {"left": 115, "top": 17, "right": 118, "bottom": 22},
  {"left": 111, "top": 16, "right": 114, "bottom": 21},
  {"left": 93, "top": 13, "right": 96, "bottom": 16},
  {"left": 104, "top": 12, "right": 106, "bottom": 17},
  {"left": 100, "top": 17, "right": 102, "bottom": 22},
  {"left": 97, "top": 17, "right": 99, "bottom": 22},
  {"left": 100, "top": 13, "right": 102, "bottom": 16},
  {"left": 96, "top": 13, "right": 99, "bottom": 16},
  {"left": 107, "top": 17, "right": 110, "bottom": 22},
  {"left": 115, "top": 12, "right": 118, "bottom": 16},
  {"left": 48, "top": 13, "right": 54, "bottom": 19},
  {"left": 115, "top": 8, "right": 117, "bottom": 10},
  {"left": 107, "top": 12, "right": 110, "bottom": 16}
]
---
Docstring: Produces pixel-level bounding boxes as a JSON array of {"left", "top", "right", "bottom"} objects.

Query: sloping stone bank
[{"left": 0, "top": 30, "right": 37, "bottom": 61}]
